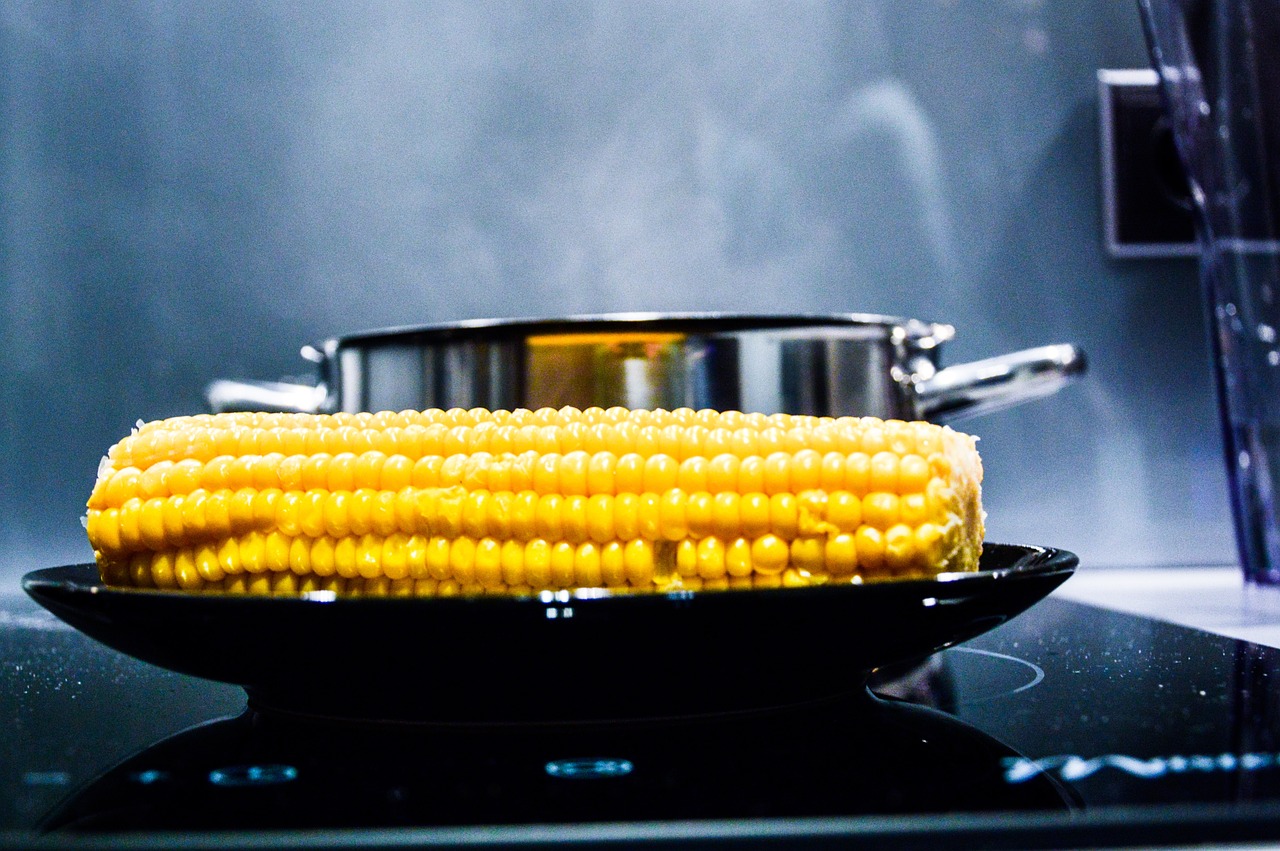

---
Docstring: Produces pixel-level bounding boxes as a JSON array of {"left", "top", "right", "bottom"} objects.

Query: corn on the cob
[{"left": 84, "top": 407, "right": 984, "bottom": 596}]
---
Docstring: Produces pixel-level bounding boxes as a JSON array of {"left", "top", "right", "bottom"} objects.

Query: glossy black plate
[{"left": 22, "top": 543, "right": 1075, "bottom": 723}]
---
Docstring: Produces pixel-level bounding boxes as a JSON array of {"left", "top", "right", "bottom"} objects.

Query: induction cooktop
[{"left": 4, "top": 583, "right": 1280, "bottom": 849}]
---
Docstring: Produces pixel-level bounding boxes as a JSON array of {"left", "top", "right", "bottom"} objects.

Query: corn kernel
[
  {"left": 676, "top": 539, "right": 698, "bottom": 577},
  {"left": 614, "top": 492, "right": 642, "bottom": 541},
  {"left": 333, "top": 536, "right": 358, "bottom": 578},
  {"left": 624, "top": 539, "right": 655, "bottom": 586},
  {"left": 855, "top": 526, "right": 885, "bottom": 572},
  {"left": 587, "top": 494, "right": 614, "bottom": 543},
  {"left": 550, "top": 541, "right": 576, "bottom": 587},
  {"left": 615, "top": 453, "right": 645, "bottom": 493},
  {"left": 560, "top": 450, "right": 589, "bottom": 495},
  {"left": 686, "top": 491, "right": 713, "bottom": 538},
  {"left": 561, "top": 495, "right": 589, "bottom": 543},
  {"left": 658, "top": 489, "right": 689, "bottom": 540},
  {"left": 500, "top": 539, "right": 525, "bottom": 587},
  {"left": 862, "top": 492, "right": 900, "bottom": 530},
  {"left": 769, "top": 493, "right": 798, "bottom": 539},
  {"left": 751, "top": 534, "right": 789, "bottom": 574},
  {"left": 587, "top": 451, "right": 617, "bottom": 495},
  {"left": 643, "top": 454, "right": 679, "bottom": 493},
  {"left": 696, "top": 537, "right": 727, "bottom": 579},
  {"left": 725, "top": 537, "right": 753, "bottom": 577},
  {"left": 600, "top": 541, "right": 626, "bottom": 586},
  {"left": 475, "top": 537, "right": 503, "bottom": 587},
  {"left": 524, "top": 539, "right": 552, "bottom": 587},
  {"left": 536, "top": 493, "right": 565, "bottom": 540}
]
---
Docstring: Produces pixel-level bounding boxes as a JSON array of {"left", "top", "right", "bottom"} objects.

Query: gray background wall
[{"left": 0, "top": 0, "right": 1232, "bottom": 585}]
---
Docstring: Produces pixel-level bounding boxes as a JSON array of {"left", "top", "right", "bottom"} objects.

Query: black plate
[{"left": 22, "top": 543, "right": 1075, "bottom": 723}]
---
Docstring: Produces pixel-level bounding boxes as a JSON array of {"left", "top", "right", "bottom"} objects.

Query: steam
[{"left": 289, "top": 0, "right": 952, "bottom": 325}]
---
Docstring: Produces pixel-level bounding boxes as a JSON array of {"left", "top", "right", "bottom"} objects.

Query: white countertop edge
[{"left": 1052, "top": 565, "right": 1280, "bottom": 649}]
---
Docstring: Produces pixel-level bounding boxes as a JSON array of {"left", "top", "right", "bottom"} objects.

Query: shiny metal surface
[{"left": 206, "top": 313, "right": 1086, "bottom": 421}]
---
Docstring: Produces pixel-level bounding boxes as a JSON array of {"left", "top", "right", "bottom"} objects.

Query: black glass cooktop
[{"left": 3, "top": 586, "right": 1280, "bottom": 849}]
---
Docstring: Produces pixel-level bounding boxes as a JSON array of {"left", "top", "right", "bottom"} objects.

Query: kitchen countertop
[{"left": 1052, "top": 563, "right": 1280, "bottom": 650}]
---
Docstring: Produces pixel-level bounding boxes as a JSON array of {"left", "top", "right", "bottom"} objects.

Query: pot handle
[
  {"left": 205, "top": 379, "right": 330, "bottom": 414},
  {"left": 915, "top": 343, "right": 1086, "bottom": 421}
]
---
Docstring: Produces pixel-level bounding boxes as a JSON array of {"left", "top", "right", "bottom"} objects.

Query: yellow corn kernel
[
  {"left": 844, "top": 452, "right": 870, "bottom": 494},
  {"left": 586, "top": 494, "right": 614, "bottom": 543},
  {"left": 600, "top": 541, "right": 626, "bottom": 586},
  {"left": 426, "top": 536, "right": 451, "bottom": 580},
  {"left": 560, "top": 450, "right": 589, "bottom": 496},
  {"left": 148, "top": 551, "right": 177, "bottom": 589},
  {"left": 524, "top": 539, "right": 552, "bottom": 587},
  {"left": 884, "top": 524, "right": 917, "bottom": 573},
  {"left": 322, "top": 491, "right": 350, "bottom": 538},
  {"left": 535, "top": 493, "right": 565, "bottom": 541},
  {"left": 676, "top": 539, "right": 698, "bottom": 577},
  {"left": 855, "top": 525, "right": 885, "bottom": 572},
  {"left": 500, "top": 539, "right": 525, "bottom": 587},
  {"left": 740, "top": 492, "right": 771, "bottom": 538},
  {"left": 475, "top": 537, "right": 504, "bottom": 587},
  {"left": 790, "top": 537, "right": 824, "bottom": 573},
  {"left": 790, "top": 449, "right": 822, "bottom": 492},
  {"left": 462, "top": 490, "right": 489, "bottom": 539},
  {"left": 725, "top": 537, "right": 753, "bottom": 577},
  {"left": 624, "top": 539, "right": 655, "bottom": 587},
  {"left": 643, "top": 454, "right": 679, "bottom": 493},
  {"left": 239, "top": 531, "right": 267, "bottom": 574},
  {"left": 371, "top": 490, "right": 399, "bottom": 536},
  {"left": 405, "top": 534, "right": 430, "bottom": 579},
  {"left": 449, "top": 537, "right": 477, "bottom": 585},
  {"left": 510, "top": 491, "right": 539, "bottom": 540},
  {"left": 615, "top": 453, "right": 645, "bottom": 493},
  {"left": 677, "top": 456, "right": 709, "bottom": 493},
  {"left": 333, "top": 536, "right": 358, "bottom": 578},
  {"left": 827, "top": 490, "right": 862, "bottom": 531},
  {"left": 696, "top": 537, "right": 727, "bottom": 579},
  {"left": 825, "top": 533, "right": 859, "bottom": 577},
  {"left": 819, "top": 452, "right": 845, "bottom": 491},
  {"left": 738, "top": 455, "right": 765, "bottom": 493},
  {"left": 658, "top": 489, "right": 689, "bottom": 540},
  {"left": 685, "top": 491, "right": 713, "bottom": 539},
  {"left": 862, "top": 492, "right": 900, "bottom": 530},
  {"left": 769, "top": 493, "right": 798, "bottom": 539},
  {"left": 614, "top": 492, "right": 641, "bottom": 540},
  {"left": 587, "top": 451, "right": 617, "bottom": 495},
  {"left": 561, "top": 495, "right": 589, "bottom": 543},
  {"left": 575, "top": 541, "right": 603, "bottom": 586},
  {"left": 711, "top": 492, "right": 740, "bottom": 539},
  {"left": 751, "top": 534, "right": 789, "bottom": 575},
  {"left": 550, "top": 541, "right": 576, "bottom": 587},
  {"left": 174, "top": 550, "right": 203, "bottom": 590},
  {"left": 763, "top": 452, "right": 790, "bottom": 495},
  {"left": 707, "top": 453, "right": 740, "bottom": 492},
  {"left": 287, "top": 536, "right": 311, "bottom": 575},
  {"left": 138, "top": 498, "right": 167, "bottom": 550}
]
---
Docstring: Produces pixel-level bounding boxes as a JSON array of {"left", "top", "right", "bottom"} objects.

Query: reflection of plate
[
  {"left": 40, "top": 696, "right": 1075, "bottom": 833},
  {"left": 23, "top": 543, "right": 1075, "bottom": 723}
]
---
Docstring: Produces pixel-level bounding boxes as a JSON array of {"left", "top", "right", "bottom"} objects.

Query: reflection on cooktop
[{"left": 38, "top": 691, "right": 1073, "bottom": 833}]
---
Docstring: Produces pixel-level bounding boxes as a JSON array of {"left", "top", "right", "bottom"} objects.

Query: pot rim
[{"left": 322, "top": 312, "right": 956, "bottom": 352}]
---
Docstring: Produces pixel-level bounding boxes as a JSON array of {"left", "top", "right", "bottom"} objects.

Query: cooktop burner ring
[{"left": 951, "top": 646, "right": 1046, "bottom": 702}]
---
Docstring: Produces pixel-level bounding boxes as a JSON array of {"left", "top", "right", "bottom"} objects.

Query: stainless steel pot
[{"left": 206, "top": 313, "right": 1085, "bottom": 421}]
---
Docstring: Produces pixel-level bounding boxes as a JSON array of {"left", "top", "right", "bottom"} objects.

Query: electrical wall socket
[{"left": 1098, "top": 68, "right": 1198, "bottom": 258}]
